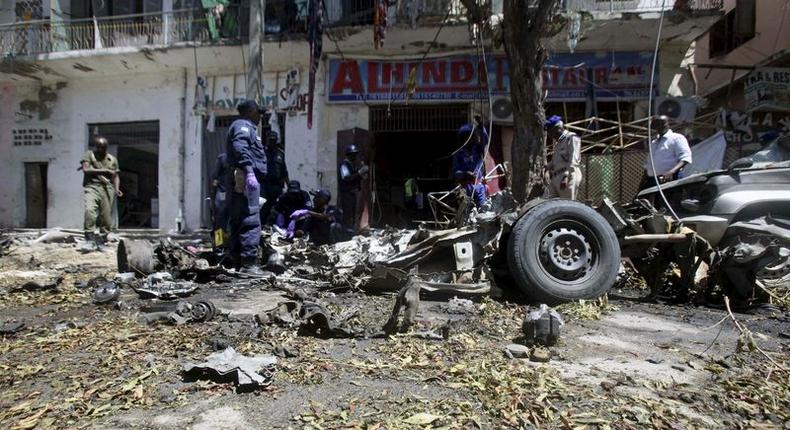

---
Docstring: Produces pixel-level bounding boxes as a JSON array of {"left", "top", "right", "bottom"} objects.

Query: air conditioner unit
[
  {"left": 655, "top": 96, "right": 697, "bottom": 123},
  {"left": 491, "top": 96, "right": 513, "bottom": 124}
]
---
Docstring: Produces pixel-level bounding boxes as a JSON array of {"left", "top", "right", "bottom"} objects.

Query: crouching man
[{"left": 286, "top": 189, "right": 350, "bottom": 245}]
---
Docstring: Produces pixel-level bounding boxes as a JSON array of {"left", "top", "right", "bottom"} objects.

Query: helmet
[
  {"left": 346, "top": 144, "right": 360, "bottom": 155},
  {"left": 311, "top": 188, "right": 332, "bottom": 202}
]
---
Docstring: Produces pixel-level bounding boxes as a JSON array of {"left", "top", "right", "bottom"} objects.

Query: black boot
[{"left": 239, "top": 258, "right": 264, "bottom": 276}]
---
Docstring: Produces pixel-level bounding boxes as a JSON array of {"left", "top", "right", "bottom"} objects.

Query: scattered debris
[
  {"left": 522, "top": 304, "right": 563, "bottom": 346},
  {"left": 505, "top": 343, "right": 530, "bottom": 359},
  {"left": 0, "top": 320, "right": 25, "bottom": 335},
  {"left": 383, "top": 273, "right": 423, "bottom": 335},
  {"left": 5, "top": 270, "right": 62, "bottom": 292},
  {"left": 182, "top": 347, "right": 277, "bottom": 391},
  {"left": 92, "top": 280, "right": 120, "bottom": 304},
  {"left": 133, "top": 277, "right": 199, "bottom": 299}
]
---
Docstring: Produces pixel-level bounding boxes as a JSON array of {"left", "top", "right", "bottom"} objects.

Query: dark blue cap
[
  {"left": 237, "top": 99, "right": 262, "bottom": 115},
  {"left": 311, "top": 188, "right": 332, "bottom": 202},
  {"left": 287, "top": 180, "right": 301, "bottom": 192},
  {"left": 545, "top": 115, "right": 563, "bottom": 129}
]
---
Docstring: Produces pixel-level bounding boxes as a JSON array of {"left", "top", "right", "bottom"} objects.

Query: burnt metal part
[{"left": 92, "top": 281, "right": 121, "bottom": 304}]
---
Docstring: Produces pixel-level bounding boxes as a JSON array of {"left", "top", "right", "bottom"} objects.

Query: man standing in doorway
[
  {"left": 640, "top": 115, "right": 692, "bottom": 191},
  {"left": 338, "top": 144, "right": 368, "bottom": 232},
  {"left": 261, "top": 131, "right": 289, "bottom": 225},
  {"left": 226, "top": 100, "right": 267, "bottom": 275},
  {"left": 80, "top": 135, "right": 122, "bottom": 241},
  {"left": 543, "top": 115, "right": 582, "bottom": 200}
]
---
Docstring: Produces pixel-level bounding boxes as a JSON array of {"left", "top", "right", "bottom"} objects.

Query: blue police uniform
[
  {"left": 226, "top": 118, "right": 267, "bottom": 261},
  {"left": 452, "top": 124, "right": 488, "bottom": 179},
  {"left": 212, "top": 153, "right": 231, "bottom": 233}
]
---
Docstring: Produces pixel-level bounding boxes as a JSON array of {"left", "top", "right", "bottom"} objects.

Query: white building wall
[{"left": 1, "top": 71, "right": 187, "bottom": 230}]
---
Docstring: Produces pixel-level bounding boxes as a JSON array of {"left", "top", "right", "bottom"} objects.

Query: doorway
[
  {"left": 24, "top": 162, "right": 48, "bottom": 228},
  {"left": 368, "top": 104, "right": 470, "bottom": 227},
  {"left": 88, "top": 121, "right": 160, "bottom": 228}
]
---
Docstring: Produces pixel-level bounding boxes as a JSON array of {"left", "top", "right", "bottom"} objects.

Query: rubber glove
[
  {"left": 290, "top": 209, "right": 311, "bottom": 219},
  {"left": 246, "top": 172, "right": 258, "bottom": 191}
]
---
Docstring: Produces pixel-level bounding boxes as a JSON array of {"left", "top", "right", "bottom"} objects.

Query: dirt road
[{"left": 1, "top": 233, "right": 787, "bottom": 429}]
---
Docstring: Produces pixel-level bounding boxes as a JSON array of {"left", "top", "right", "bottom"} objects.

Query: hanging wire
[{"left": 646, "top": 0, "right": 681, "bottom": 223}]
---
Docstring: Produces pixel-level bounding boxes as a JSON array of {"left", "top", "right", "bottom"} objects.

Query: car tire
[{"left": 507, "top": 199, "right": 621, "bottom": 304}]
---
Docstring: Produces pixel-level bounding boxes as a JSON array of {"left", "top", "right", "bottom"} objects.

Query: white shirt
[{"left": 644, "top": 129, "right": 692, "bottom": 177}]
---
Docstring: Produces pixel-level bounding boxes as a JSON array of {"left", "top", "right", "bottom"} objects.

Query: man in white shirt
[
  {"left": 543, "top": 115, "right": 582, "bottom": 200},
  {"left": 640, "top": 115, "right": 692, "bottom": 191}
]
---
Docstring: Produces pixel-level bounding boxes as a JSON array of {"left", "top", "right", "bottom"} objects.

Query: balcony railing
[
  {"left": 565, "top": 0, "right": 724, "bottom": 13},
  {"left": 0, "top": 7, "right": 247, "bottom": 57},
  {"left": 325, "top": 0, "right": 466, "bottom": 28},
  {"left": 0, "top": 0, "right": 465, "bottom": 57}
]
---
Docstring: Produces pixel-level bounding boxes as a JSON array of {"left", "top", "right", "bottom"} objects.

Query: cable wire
[{"left": 646, "top": 0, "right": 681, "bottom": 223}]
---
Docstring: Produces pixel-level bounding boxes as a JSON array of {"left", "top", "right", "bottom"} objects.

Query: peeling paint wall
[{"left": 2, "top": 72, "right": 186, "bottom": 229}]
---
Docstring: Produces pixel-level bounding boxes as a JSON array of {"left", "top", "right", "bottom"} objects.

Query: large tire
[{"left": 507, "top": 199, "right": 620, "bottom": 304}]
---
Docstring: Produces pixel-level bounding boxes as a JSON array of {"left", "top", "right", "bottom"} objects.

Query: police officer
[
  {"left": 452, "top": 122, "right": 487, "bottom": 180},
  {"left": 261, "top": 131, "right": 289, "bottom": 225},
  {"left": 272, "top": 180, "right": 312, "bottom": 228},
  {"left": 211, "top": 152, "right": 231, "bottom": 238},
  {"left": 226, "top": 100, "right": 267, "bottom": 275},
  {"left": 338, "top": 144, "right": 368, "bottom": 231},
  {"left": 80, "top": 135, "right": 122, "bottom": 242},
  {"left": 303, "top": 189, "right": 347, "bottom": 245},
  {"left": 543, "top": 115, "right": 582, "bottom": 200}
]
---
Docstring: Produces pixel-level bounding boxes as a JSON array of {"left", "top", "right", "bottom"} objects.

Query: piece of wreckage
[
  {"left": 635, "top": 157, "right": 790, "bottom": 302},
  {"left": 114, "top": 176, "right": 787, "bottom": 306}
]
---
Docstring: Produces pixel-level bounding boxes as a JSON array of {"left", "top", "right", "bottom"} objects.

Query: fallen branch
[{"left": 724, "top": 296, "right": 788, "bottom": 373}]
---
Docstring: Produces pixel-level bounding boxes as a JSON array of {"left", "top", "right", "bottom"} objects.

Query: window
[{"left": 709, "top": 0, "right": 756, "bottom": 58}]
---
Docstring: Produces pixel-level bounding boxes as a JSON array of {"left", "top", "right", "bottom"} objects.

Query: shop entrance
[
  {"left": 89, "top": 121, "right": 160, "bottom": 228},
  {"left": 368, "top": 104, "right": 470, "bottom": 227}
]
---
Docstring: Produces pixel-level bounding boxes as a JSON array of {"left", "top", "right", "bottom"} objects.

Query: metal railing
[
  {"left": 565, "top": 0, "right": 724, "bottom": 13},
  {"left": 0, "top": 7, "right": 247, "bottom": 57},
  {"left": 325, "top": 0, "right": 466, "bottom": 28}
]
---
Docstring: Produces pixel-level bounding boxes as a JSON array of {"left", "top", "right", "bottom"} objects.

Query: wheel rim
[{"left": 537, "top": 219, "right": 599, "bottom": 284}]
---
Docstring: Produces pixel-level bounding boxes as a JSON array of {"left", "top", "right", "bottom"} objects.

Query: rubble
[
  {"left": 182, "top": 347, "right": 277, "bottom": 391},
  {"left": 522, "top": 304, "right": 564, "bottom": 346}
]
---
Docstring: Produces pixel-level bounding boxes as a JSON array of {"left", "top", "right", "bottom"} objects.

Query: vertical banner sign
[
  {"left": 327, "top": 51, "right": 657, "bottom": 103},
  {"left": 246, "top": 0, "right": 265, "bottom": 102}
]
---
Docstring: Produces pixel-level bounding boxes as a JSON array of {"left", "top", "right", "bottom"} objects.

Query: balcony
[
  {"left": 0, "top": 6, "right": 248, "bottom": 58},
  {"left": 0, "top": 0, "right": 464, "bottom": 58},
  {"left": 564, "top": 0, "right": 724, "bottom": 13}
]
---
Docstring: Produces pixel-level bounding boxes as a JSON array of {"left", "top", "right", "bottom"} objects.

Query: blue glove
[
  {"left": 245, "top": 172, "right": 258, "bottom": 191},
  {"left": 290, "top": 209, "right": 310, "bottom": 219}
]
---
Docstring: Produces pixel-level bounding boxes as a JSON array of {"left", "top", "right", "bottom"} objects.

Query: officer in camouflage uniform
[{"left": 80, "top": 136, "right": 122, "bottom": 240}]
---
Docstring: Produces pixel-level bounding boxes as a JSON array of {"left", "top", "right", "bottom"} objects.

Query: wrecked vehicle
[{"left": 637, "top": 157, "right": 790, "bottom": 299}]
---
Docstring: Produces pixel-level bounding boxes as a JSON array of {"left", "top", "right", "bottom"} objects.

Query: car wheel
[{"left": 507, "top": 199, "right": 621, "bottom": 304}]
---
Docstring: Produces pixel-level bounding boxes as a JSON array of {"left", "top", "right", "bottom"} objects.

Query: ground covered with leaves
[{"left": 0, "top": 234, "right": 788, "bottom": 429}]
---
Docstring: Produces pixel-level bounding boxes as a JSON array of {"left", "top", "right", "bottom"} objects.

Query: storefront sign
[
  {"left": 327, "top": 51, "right": 657, "bottom": 103},
  {"left": 206, "top": 70, "right": 308, "bottom": 113},
  {"left": 718, "top": 110, "right": 790, "bottom": 144},
  {"left": 744, "top": 68, "right": 790, "bottom": 111}
]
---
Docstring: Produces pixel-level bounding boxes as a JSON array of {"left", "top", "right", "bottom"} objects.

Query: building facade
[
  {"left": 693, "top": 0, "right": 790, "bottom": 157},
  {"left": 0, "top": 0, "right": 724, "bottom": 230}
]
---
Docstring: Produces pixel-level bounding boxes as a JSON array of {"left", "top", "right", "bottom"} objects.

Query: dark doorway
[
  {"left": 368, "top": 104, "right": 470, "bottom": 228},
  {"left": 24, "top": 162, "right": 48, "bottom": 228},
  {"left": 89, "top": 121, "right": 160, "bottom": 228}
]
